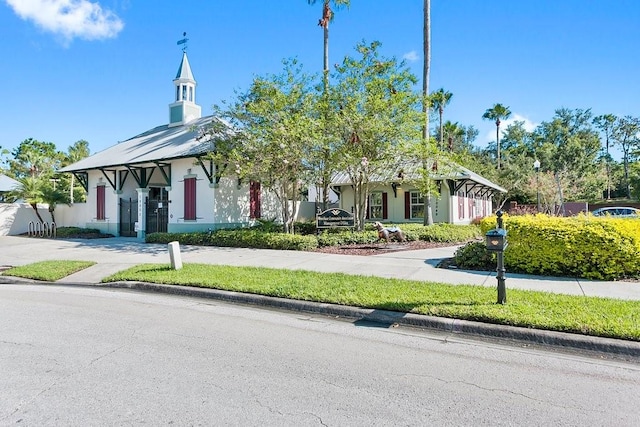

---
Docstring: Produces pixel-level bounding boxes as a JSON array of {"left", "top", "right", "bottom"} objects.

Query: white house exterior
[
  {"left": 331, "top": 160, "right": 506, "bottom": 225},
  {"left": 59, "top": 52, "right": 280, "bottom": 239}
]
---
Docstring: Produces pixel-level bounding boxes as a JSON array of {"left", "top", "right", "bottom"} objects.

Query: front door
[
  {"left": 145, "top": 187, "right": 168, "bottom": 234},
  {"left": 119, "top": 197, "right": 138, "bottom": 237}
]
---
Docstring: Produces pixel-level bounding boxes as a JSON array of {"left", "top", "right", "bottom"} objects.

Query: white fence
[{"left": 0, "top": 203, "right": 92, "bottom": 236}]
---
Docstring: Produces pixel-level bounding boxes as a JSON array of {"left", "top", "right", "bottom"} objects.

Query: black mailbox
[{"left": 485, "top": 228, "right": 508, "bottom": 252}]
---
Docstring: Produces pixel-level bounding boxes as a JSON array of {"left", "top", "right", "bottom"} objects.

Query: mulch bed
[{"left": 312, "top": 240, "right": 458, "bottom": 257}]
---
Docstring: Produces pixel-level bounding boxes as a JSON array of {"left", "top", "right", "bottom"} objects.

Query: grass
[
  {"left": 102, "top": 263, "right": 640, "bottom": 342},
  {"left": 3, "top": 260, "right": 96, "bottom": 281}
]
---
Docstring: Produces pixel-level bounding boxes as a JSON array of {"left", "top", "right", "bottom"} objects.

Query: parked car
[{"left": 591, "top": 207, "right": 640, "bottom": 218}]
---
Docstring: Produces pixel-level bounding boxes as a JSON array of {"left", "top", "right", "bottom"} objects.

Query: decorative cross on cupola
[{"left": 169, "top": 32, "right": 202, "bottom": 127}]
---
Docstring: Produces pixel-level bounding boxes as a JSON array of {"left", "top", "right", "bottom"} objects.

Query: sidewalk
[{"left": 1, "top": 235, "right": 639, "bottom": 300}]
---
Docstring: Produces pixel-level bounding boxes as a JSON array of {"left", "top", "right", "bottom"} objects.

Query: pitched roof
[
  {"left": 59, "top": 115, "right": 218, "bottom": 172},
  {"left": 0, "top": 174, "right": 19, "bottom": 192},
  {"left": 331, "top": 159, "right": 507, "bottom": 193}
]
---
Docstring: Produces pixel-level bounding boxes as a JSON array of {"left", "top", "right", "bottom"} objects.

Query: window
[
  {"left": 184, "top": 177, "right": 196, "bottom": 220},
  {"left": 96, "top": 185, "right": 105, "bottom": 220},
  {"left": 176, "top": 86, "right": 180, "bottom": 102},
  {"left": 189, "top": 86, "right": 193, "bottom": 102},
  {"left": 404, "top": 191, "right": 424, "bottom": 219},
  {"left": 369, "top": 192, "right": 383, "bottom": 219},
  {"left": 182, "top": 85, "right": 187, "bottom": 101}
]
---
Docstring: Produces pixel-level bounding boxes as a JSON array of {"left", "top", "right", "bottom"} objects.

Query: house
[
  {"left": 330, "top": 160, "right": 506, "bottom": 225},
  {"left": 0, "top": 174, "right": 19, "bottom": 202},
  {"left": 59, "top": 52, "right": 279, "bottom": 239}
]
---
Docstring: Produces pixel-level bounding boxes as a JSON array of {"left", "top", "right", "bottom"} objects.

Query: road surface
[{"left": 1, "top": 285, "right": 639, "bottom": 426}]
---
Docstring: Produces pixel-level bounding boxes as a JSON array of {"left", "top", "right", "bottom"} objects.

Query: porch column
[{"left": 136, "top": 188, "right": 149, "bottom": 239}]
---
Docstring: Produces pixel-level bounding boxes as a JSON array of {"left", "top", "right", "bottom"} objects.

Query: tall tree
[
  {"left": 593, "top": 114, "right": 617, "bottom": 199},
  {"left": 482, "top": 103, "right": 512, "bottom": 170},
  {"left": 331, "top": 41, "right": 422, "bottom": 230},
  {"left": 532, "top": 108, "right": 602, "bottom": 214},
  {"left": 214, "top": 59, "right": 321, "bottom": 234},
  {"left": 612, "top": 115, "right": 640, "bottom": 199},
  {"left": 421, "top": 0, "right": 434, "bottom": 226},
  {"left": 9, "top": 138, "right": 61, "bottom": 180},
  {"left": 430, "top": 88, "right": 453, "bottom": 149},
  {"left": 441, "top": 120, "right": 464, "bottom": 152},
  {"left": 64, "top": 139, "right": 90, "bottom": 204},
  {"left": 308, "top": 0, "right": 350, "bottom": 210}
]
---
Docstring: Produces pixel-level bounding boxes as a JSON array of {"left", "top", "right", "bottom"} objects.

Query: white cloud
[
  {"left": 483, "top": 113, "right": 538, "bottom": 142},
  {"left": 5, "top": 0, "right": 124, "bottom": 43},
  {"left": 402, "top": 50, "right": 419, "bottom": 62}
]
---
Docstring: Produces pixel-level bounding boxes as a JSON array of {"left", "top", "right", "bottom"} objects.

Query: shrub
[
  {"left": 479, "top": 213, "right": 640, "bottom": 280},
  {"left": 454, "top": 241, "right": 494, "bottom": 271},
  {"left": 146, "top": 229, "right": 318, "bottom": 251}
]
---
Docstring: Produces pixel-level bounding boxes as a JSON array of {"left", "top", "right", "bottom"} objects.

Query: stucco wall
[{"left": 50, "top": 158, "right": 283, "bottom": 237}]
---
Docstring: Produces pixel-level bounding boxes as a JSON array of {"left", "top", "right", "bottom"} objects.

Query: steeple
[{"left": 168, "top": 51, "right": 201, "bottom": 127}]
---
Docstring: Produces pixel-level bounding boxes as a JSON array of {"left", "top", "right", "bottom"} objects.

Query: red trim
[
  {"left": 382, "top": 192, "right": 388, "bottom": 219},
  {"left": 96, "top": 185, "right": 105, "bottom": 220},
  {"left": 184, "top": 177, "right": 196, "bottom": 220},
  {"left": 404, "top": 192, "right": 410, "bottom": 219}
]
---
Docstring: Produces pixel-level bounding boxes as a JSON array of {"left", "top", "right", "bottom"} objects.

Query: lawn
[
  {"left": 4, "top": 260, "right": 638, "bottom": 342},
  {"left": 103, "top": 263, "right": 640, "bottom": 342},
  {"left": 3, "top": 260, "right": 96, "bottom": 281}
]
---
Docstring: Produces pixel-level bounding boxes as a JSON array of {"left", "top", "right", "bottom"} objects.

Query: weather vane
[{"left": 177, "top": 32, "right": 189, "bottom": 52}]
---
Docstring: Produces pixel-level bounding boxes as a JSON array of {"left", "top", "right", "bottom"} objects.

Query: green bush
[
  {"left": 148, "top": 223, "right": 480, "bottom": 251},
  {"left": 147, "top": 229, "right": 318, "bottom": 251},
  {"left": 454, "top": 241, "right": 494, "bottom": 271},
  {"left": 479, "top": 214, "right": 640, "bottom": 280}
]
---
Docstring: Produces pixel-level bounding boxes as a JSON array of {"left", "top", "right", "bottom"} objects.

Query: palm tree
[
  {"left": 65, "top": 140, "right": 90, "bottom": 203},
  {"left": 430, "top": 88, "right": 452, "bottom": 149},
  {"left": 442, "top": 120, "right": 464, "bottom": 152},
  {"left": 42, "top": 185, "right": 68, "bottom": 225},
  {"left": 422, "top": 0, "right": 433, "bottom": 226},
  {"left": 482, "top": 103, "right": 511, "bottom": 170},
  {"left": 307, "top": 0, "right": 349, "bottom": 211},
  {"left": 307, "top": 0, "right": 350, "bottom": 92},
  {"left": 8, "top": 176, "right": 46, "bottom": 224}
]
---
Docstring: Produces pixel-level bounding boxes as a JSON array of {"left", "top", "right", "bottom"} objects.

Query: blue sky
[{"left": 1, "top": 0, "right": 639, "bottom": 160}]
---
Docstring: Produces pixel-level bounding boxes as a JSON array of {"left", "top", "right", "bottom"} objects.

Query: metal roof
[
  {"left": 59, "top": 115, "right": 218, "bottom": 172},
  {"left": 0, "top": 174, "right": 19, "bottom": 192},
  {"left": 331, "top": 159, "right": 507, "bottom": 193}
]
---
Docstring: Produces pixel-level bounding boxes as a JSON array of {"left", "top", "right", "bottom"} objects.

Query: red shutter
[
  {"left": 184, "top": 178, "right": 196, "bottom": 220},
  {"left": 404, "top": 192, "right": 410, "bottom": 219},
  {"left": 382, "top": 192, "right": 388, "bottom": 219},
  {"left": 96, "top": 185, "right": 105, "bottom": 220},
  {"left": 250, "top": 181, "right": 261, "bottom": 219}
]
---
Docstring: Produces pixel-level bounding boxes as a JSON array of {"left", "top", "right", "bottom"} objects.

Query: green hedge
[
  {"left": 477, "top": 214, "right": 640, "bottom": 280},
  {"left": 147, "top": 229, "right": 318, "bottom": 251},
  {"left": 147, "top": 223, "right": 480, "bottom": 251}
]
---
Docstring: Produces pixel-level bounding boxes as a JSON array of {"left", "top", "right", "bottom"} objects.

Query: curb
[
  {"left": 110, "top": 281, "right": 640, "bottom": 359},
  {"left": 3, "top": 277, "right": 640, "bottom": 359}
]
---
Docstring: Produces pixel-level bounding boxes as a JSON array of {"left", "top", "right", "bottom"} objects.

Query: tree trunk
[
  {"left": 496, "top": 123, "right": 501, "bottom": 170},
  {"left": 30, "top": 203, "right": 45, "bottom": 224},
  {"left": 422, "top": 0, "right": 433, "bottom": 226}
]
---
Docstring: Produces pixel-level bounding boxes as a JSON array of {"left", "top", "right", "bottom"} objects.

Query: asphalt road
[{"left": 2, "top": 285, "right": 639, "bottom": 426}]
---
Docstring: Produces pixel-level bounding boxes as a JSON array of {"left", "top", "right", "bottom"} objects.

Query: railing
[{"left": 28, "top": 221, "right": 57, "bottom": 238}]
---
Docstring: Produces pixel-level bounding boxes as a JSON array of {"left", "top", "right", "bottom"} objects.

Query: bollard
[{"left": 168, "top": 241, "right": 183, "bottom": 270}]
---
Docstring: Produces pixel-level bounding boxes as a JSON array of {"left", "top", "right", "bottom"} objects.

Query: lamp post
[{"left": 533, "top": 159, "right": 541, "bottom": 213}]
